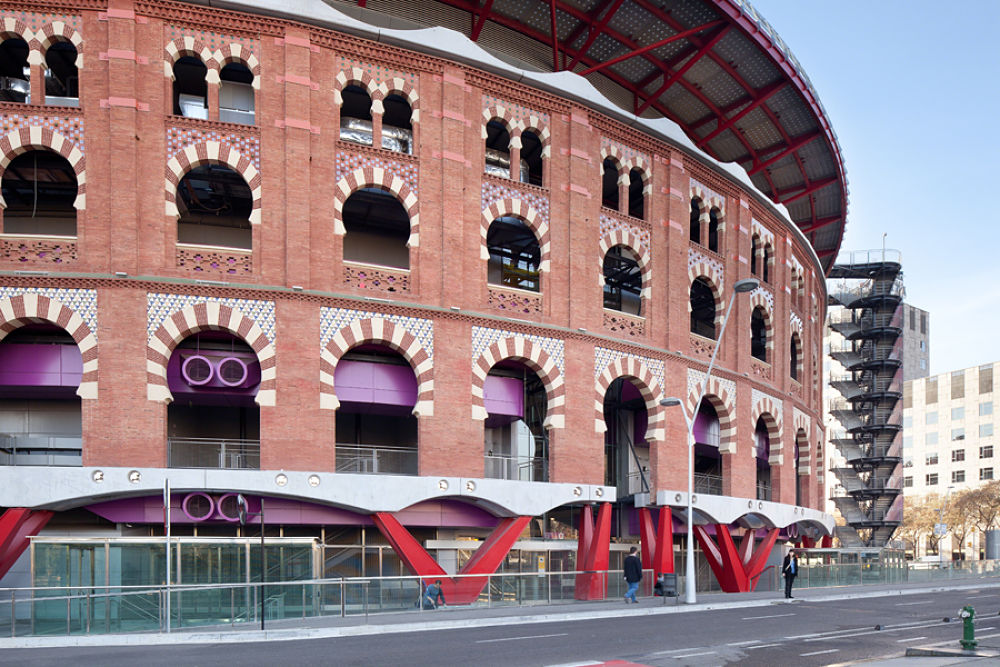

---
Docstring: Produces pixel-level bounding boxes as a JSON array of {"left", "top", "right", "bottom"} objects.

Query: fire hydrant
[{"left": 959, "top": 605, "right": 977, "bottom": 650}]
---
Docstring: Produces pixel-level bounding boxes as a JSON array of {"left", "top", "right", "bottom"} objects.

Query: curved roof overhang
[
  {"left": 651, "top": 488, "right": 836, "bottom": 535},
  {"left": 323, "top": 0, "right": 847, "bottom": 272}
]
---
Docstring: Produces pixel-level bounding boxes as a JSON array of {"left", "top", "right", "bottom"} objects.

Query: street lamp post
[{"left": 661, "top": 277, "right": 758, "bottom": 604}]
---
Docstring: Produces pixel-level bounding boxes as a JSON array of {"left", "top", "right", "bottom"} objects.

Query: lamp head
[
  {"left": 660, "top": 397, "right": 682, "bottom": 407},
  {"left": 733, "top": 278, "right": 760, "bottom": 293}
]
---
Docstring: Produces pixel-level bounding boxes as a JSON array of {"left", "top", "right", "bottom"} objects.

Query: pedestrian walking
[
  {"left": 782, "top": 549, "right": 799, "bottom": 599},
  {"left": 623, "top": 546, "right": 642, "bottom": 603}
]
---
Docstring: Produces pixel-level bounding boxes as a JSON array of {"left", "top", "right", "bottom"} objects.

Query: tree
[
  {"left": 899, "top": 493, "right": 938, "bottom": 557},
  {"left": 945, "top": 489, "right": 976, "bottom": 558}
]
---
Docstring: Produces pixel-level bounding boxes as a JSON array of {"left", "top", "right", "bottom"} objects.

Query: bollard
[{"left": 960, "top": 605, "right": 977, "bottom": 650}]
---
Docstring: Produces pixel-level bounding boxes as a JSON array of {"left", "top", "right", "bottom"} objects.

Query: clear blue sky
[{"left": 750, "top": 0, "right": 1000, "bottom": 375}]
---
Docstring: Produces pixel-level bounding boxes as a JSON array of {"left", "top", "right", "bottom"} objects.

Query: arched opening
[
  {"left": 690, "top": 277, "right": 716, "bottom": 339},
  {"left": 382, "top": 94, "right": 413, "bottom": 154},
  {"left": 762, "top": 244, "right": 772, "bottom": 283},
  {"left": 755, "top": 416, "right": 772, "bottom": 501},
  {"left": 43, "top": 41, "right": 78, "bottom": 106},
  {"left": 342, "top": 187, "right": 410, "bottom": 270},
  {"left": 795, "top": 428, "right": 808, "bottom": 506},
  {"left": 751, "top": 306, "right": 768, "bottom": 362},
  {"left": 790, "top": 333, "right": 801, "bottom": 381},
  {"left": 166, "top": 331, "right": 261, "bottom": 469},
  {"left": 601, "top": 158, "right": 619, "bottom": 210},
  {"left": 173, "top": 56, "right": 208, "bottom": 118},
  {"left": 603, "top": 378, "right": 649, "bottom": 497},
  {"left": 487, "top": 216, "right": 540, "bottom": 292},
  {"left": 750, "top": 236, "right": 759, "bottom": 275},
  {"left": 2, "top": 150, "right": 78, "bottom": 237},
  {"left": 693, "top": 401, "right": 722, "bottom": 495},
  {"left": 335, "top": 345, "right": 418, "bottom": 475},
  {"left": 603, "top": 245, "right": 641, "bottom": 315},
  {"left": 0, "top": 324, "right": 82, "bottom": 465},
  {"left": 485, "top": 120, "right": 521, "bottom": 179},
  {"left": 484, "top": 361, "right": 548, "bottom": 481},
  {"left": 176, "top": 164, "right": 252, "bottom": 250},
  {"left": 628, "top": 169, "right": 644, "bottom": 219},
  {"left": 340, "top": 84, "right": 374, "bottom": 146},
  {"left": 689, "top": 198, "right": 701, "bottom": 244},
  {"left": 219, "top": 62, "right": 254, "bottom": 125},
  {"left": 520, "top": 130, "right": 543, "bottom": 186},
  {"left": 0, "top": 37, "right": 30, "bottom": 103},
  {"left": 708, "top": 208, "right": 720, "bottom": 253}
]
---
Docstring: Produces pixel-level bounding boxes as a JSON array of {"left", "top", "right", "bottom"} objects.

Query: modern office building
[
  {"left": 825, "top": 251, "right": 904, "bottom": 547},
  {"left": 0, "top": 0, "right": 839, "bottom": 603},
  {"left": 900, "top": 304, "right": 930, "bottom": 382}
]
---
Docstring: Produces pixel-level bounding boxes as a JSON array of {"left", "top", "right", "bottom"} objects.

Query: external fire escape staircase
[{"left": 827, "top": 251, "right": 905, "bottom": 548}]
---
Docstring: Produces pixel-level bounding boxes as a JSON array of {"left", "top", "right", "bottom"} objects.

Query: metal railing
[
  {"left": 0, "top": 434, "right": 82, "bottom": 466},
  {"left": 756, "top": 482, "right": 771, "bottom": 501},
  {"left": 694, "top": 472, "right": 723, "bottom": 495},
  {"left": 335, "top": 445, "right": 418, "bottom": 475},
  {"left": 167, "top": 438, "right": 260, "bottom": 469},
  {"left": 483, "top": 455, "right": 548, "bottom": 482}
]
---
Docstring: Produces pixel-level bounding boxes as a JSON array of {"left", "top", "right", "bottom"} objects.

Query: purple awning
[
  {"left": 483, "top": 375, "right": 523, "bottom": 419},
  {"left": 334, "top": 359, "right": 417, "bottom": 407},
  {"left": 0, "top": 343, "right": 82, "bottom": 389}
]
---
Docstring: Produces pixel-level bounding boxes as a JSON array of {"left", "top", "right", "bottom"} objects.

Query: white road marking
[
  {"left": 726, "top": 640, "right": 761, "bottom": 646},
  {"left": 978, "top": 626, "right": 996, "bottom": 631},
  {"left": 476, "top": 633, "right": 568, "bottom": 643},
  {"left": 895, "top": 636, "right": 927, "bottom": 642},
  {"left": 671, "top": 652, "right": 716, "bottom": 659},
  {"left": 742, "top": 612, "right": 795, "bottom": 620},
  {"left": 967, "top": 594, "right": 994, "bottom": 599},
  {"left": 746, "top": 643, "right": 782, "bottom": 650},
  {"left": 894, "top": 601, "right": 925, "bottom": 606},
  {"left": 800, "top": 649, "right": 839, "bottom": 657},
  {"left": 785, "top": 632, "right": 822, "bottom": 639}
]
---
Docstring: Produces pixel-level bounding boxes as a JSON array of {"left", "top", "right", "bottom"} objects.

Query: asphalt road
[{"left": 5, "top": 588, "right": 1000, "bottom": 666}]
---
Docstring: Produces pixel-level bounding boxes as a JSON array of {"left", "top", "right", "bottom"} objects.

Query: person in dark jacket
[
  {"left": 623, "top": 546, "right": 642, "bottom": 603},
  {"left": 782, "top": 550, "right": 798, "bottom": 599},
  {"left": 422, "top": 579, "right": 446, "bottom": 609}
]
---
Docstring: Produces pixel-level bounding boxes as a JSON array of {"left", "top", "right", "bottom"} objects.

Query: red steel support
[
  {"left": 637, "top": 507, "right": 674, "bottom": 575},
  {"left": 820, "top": 535, "right": 833, "bottom": 548},
  {"left": 693, "top": 525, "right": 780, "bottom": 593},
  {"left": 371, "top": 512, "right": 531, "bottom": 604},
  {"left": 574, "top": 502, "right": 612, "bottom": 600},
  {"left": 0, "top": 508, "right": 53, "bottom": 580}
]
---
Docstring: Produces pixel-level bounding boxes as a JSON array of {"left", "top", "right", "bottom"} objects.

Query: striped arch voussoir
[
  {"left": 165, "top": 141, "right": 261, "bottom": 224},
  {"left": 471, "top": 337, "right": 564, "bottom": 429},
  {"left": 146, "top": 302, "right": 276, "bottom": 406},
  {"left": 214, "top": 44, "right": 261, "bottom": 84},
  {"left": 333, "top": 167, "right": 419, "bottom": 247},
  {"left": 516, "top": 115, "right": 550, "bottom": 158},
  {"left": 751, "top": 399, "right": 783, "bottom": 462},
  {"left": 38, "top": 22, "right": 84, "bottom": 68},
  {"left": 793, "top": 415, "right": 811, "bottom": 471},
  {"left": 164, "top": 37, "right": 214, "bottom": 80},
  {"left": 599, "top": 230, "right": 651, "bottom": 299},
  {"left": 0, "top": 294, "right": 98, "bottom": 399},
  {"left": 378, "top": 78, "right": 420, "bottom": 121},
  {"left": 594, "top": 357, "right": 663, "bottom": 440},
  {"left": 334, "top": 67, "right": 378, "bottom": 104},
  {"left": 624, "top": 157, "right": 651, "bottom": 195},
  {"left": 687, "top": 267, "right": 724, "bottom": 329},
  {"left": 481, "top": 106, "right": 516, "bottom": 140},
  {"left": 319, "top": 317, "right": 433, "bottom": 417},
  {"left": 480, "top": 199, "right": 549, "bottom": 272},
  {"left": 0, "top": 127, "right": 86, "bottom": 210},
  {"left": 690, "top": 184, "right": 725, "bottom": 218},
  {"left": 686, "top": 382, "right": 735, "bottom": 453}
]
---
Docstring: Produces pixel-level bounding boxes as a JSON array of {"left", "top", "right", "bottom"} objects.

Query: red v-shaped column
[
  {"left": 693, "top": 524, "right": 779, "bottom": 592},
  {"left": 0, "top": 508, "right": 53, "bottom": 580},
  {"left": 573, "top": 502, "right": 612, "bottom": 600},
  {"left": 638, "top": 507, "right": 675, "bottom": 575},
  {"left": 372, "top": 512, "right": 531, "bottom": 604}
]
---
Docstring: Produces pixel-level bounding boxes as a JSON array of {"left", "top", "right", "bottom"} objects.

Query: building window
[
  {"left": 690, "top": 277, "right": 716, "bottom": 339},
  {"left": 219, "top": 62, "right": 255, "bottom": 125},
  {"left": 952, "top": 406, "right": 965, "bottom": 420},
  {"left": 952, "top": 470, "right": 966, "bottom": 484},
  {"left": 43, "top": 40, "right": 79, "bottom": 106},
  {"left": 920, "top": 340, "right": 926, "bottom": 351},
  {"left": 920, "top": 359, "right": 927, "bottom": 370},
  {"left": 926, "top": 473, "right": 938, "bottom": 486},
  {"left": 981, "top": 445, "right": 993, "bottom": 459},
  {"left": 981, "top": 402, "right": 994, "bottom": 416},
  {"left": 952, "top": 371, "right": 965, "bottom": 399},
  {"left": 926, "top": 378, "right": 938, "bottom": 404},
  {"left": 341, "top": 84, "right": 374, "bottom": 145},
  {"left": 952, "top": 449, "right": 965, "bottom": 463},
  {"left": 926, "top": 411, "right": 938, "bottom": 425},
  {"left": 750, "top": 306, "right": 768, "bottom": 362},
  {"left": 689, "top": 198, "right": 702, "bottom": 244},
  {"left": 920, "top": 312, "right": 927, "bottom": 334},
  {"left": 602, "top": 245, "right": 642, "bottom": 315},
  {"left": 926, "top": 432, "right": 938, "bottom": 446},
  {"left": 981, "top": 365, "right": 994, "bottom": 394},
  {"left": 342, "top": 188, "right": 411, "bottom": 270},
  {"left": 750, "top": 235, "right": 759, "bottom": 275},
  {"left": 485, "top": 120, "right": 516, "bottom": 179},
  {"left": 627, "top": 168, "right": 645, "bottom": 219},
  {"left": 486, "top": 216, "right": 540, "bottom": 292},
  {"left": 903, "top": 383, "right": 912, "bottom": 409},
  {"left": 0, "top": 37, "right": 30, "bottom": 103},
  {"left": 903, "top": 435, "right": 913, "bottom": 448},
  {"left": 981, "top": 423, "right": 994, "bottom": 438},
  {"left": 176, "top": 164, "right": 253, "bottom": 251},
  {"left": 904, "top": 476, "right": 913, "bottom": 488},
  {"left": 173, "top": 56, "right": 208, "bottom": 118},
  {"left": 982, "top": 468, "right": 994, "bottom": 481},
  {"left": 600, "top": 158, "right": 620, "bottom": 210},
  {"left": 520, "top": 129, "right": 543, "bottom": 185},
  {"left": 707, "top": 207, "right": 720, "bottom": 252},
  {"left": 952, "top": 428, "right": 965, "bottom": 441},
  {"left": 762, "top": 243, "right": 772, "bottom": 283},
  {"left": 1, "top": 150, "right": 79, "bottom": 237},
  {"left": 903, "top": 415, "right": 913, "bottom": 428},
  {"left": 381, "top": 94, "right": 414, "bottom": 154},
  {"left": 789, "top": 333, "right": 801, "bottom": 381},
  {"left": 925, "top": 453, "right": 938, "bottom": 465}
]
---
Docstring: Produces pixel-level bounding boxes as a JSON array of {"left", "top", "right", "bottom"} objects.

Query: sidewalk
[{"left": 3, "top": 576, "right": 1000, "bottom": 650}]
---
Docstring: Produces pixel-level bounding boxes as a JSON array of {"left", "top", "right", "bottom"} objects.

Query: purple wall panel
[
  {"left": 483, "top": 375, "right": 522, "bottom": 418},
  {"left": 334, "top": 360, "right": 417, "bottom": 407},
  {"left": 167, "top": 350, "right": 261, "bottom": 396},
  {"left": 0, "top": 344, "right": 82, "bottom": 387}
]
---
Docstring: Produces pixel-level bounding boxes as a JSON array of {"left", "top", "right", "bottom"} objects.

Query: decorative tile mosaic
[
  {"left": 1, "top": 114, "right": 85, "bottom": 155},
  {"left": 688, "top": 247, "right": 725, "bottom": 289},
  {"left": 0, "top": 10, "right": 80, "bottom": 32},
  {"left": 166, "top": 126, "right": 260, "bottom": 170},
  {"left": 599, "top": 214, "right": 650, "bottom": 254},
  {"left": 687, "top": 368, "right": 735, "bottom": 401},
  {"left": 690, "top": 177, "right": 726, "bottom": 207},
  {"left": 481, "top": 181, "right": 550, "bottom": 222},
  {"left": 166, "top": 25, "right": 258, "bottom": 56},
  {"left": 601, "top": 137, "right": 649, "bottom": 169},
  {"left": 146, "top": 293, "right": 275, "bottom": 342},
  {"left": 338, "top": 58, "right": 417, "bottom": 86},
  {"left": 594, "top": 347, "right": 664, "bottom": 388},
  {"left": 752, "top": 286, "right": 774, "bottom": 311},
  {"left": 472, "top": 325, "right": 564, "bottom": 374},
  {"left": 752, "top": 387, "right": 782, "bottom": 412},
  {"left": 0, "top": 286, "right": 96, "bottom": 338},
  {"left": 482, "top": 94, "right": 550, "bottom": 125},
  {"left": 320, "top": 307, "right": 433, "bottom": 356},
  {"left": 336, "top": 151, "right": 417, "bottom": 197}
]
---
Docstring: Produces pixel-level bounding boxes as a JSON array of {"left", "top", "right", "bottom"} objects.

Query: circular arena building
[{"left": 0, "top": 0, "right": 842, "bottom": 612}]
